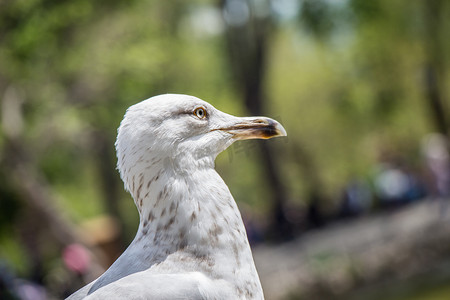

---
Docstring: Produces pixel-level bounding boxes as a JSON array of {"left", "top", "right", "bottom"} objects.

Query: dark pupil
[{"left": 198, "top": 110, "right": 203, "bottom": 116}]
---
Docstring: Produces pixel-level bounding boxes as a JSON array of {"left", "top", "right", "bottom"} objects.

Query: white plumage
[{"left": 67, "top": 94, "right": 286, "bottom": 299}]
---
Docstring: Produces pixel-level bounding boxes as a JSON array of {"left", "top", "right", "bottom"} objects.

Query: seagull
[{"left": 67, "top": 94, "right": 286, "bottom": 299}]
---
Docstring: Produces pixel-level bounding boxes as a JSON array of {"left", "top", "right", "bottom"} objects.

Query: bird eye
[{"left": 194, "top": 107, "right": 207, "bottom": 119}]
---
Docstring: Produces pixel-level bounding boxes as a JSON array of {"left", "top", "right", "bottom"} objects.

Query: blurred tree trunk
[
  {"left": 1, "top": 138, "right": 70, "bottom": 282},
  {"left": 92, "top": 130, "right": 127, "bottom": 249},
  {"left": 291, "top": 141, "right": 326, "bottom": 228},
  {"left": 219, "top": 0, "right": 294, "bottom": 240},
  {"left": 423, "top": 0, "right": 449, "bottom": 145}
]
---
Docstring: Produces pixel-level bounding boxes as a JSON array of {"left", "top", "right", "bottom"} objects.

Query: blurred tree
[
  {"left": 422, "top": 0, "right": 449, "bottom": 142},
  {"left": 348, "top": 0, "right": 449, "bottom": 144},
  {"left": 0, "top": 0, "right": 193, "bottom": 286},
  {"left": 0, "top": 86, "right": 83, "bottom": 283},
  {"left": 300, "top": 0, "right": 335, "bottom": 40},
  {"left": 219, "top": 0, "right": 295, "bottom": 240},
  {"left": 296, "top": 0, "right": 449, "bottom": 188}
]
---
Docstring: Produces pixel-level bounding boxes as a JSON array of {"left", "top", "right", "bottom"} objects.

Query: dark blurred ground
[{"left": 254, "top": 199, "right": 450, "bottom": 300}]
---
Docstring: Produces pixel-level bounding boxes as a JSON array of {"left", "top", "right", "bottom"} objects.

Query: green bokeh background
[{"left": 1, "top": 0, "right": 449, "bottom": 299}]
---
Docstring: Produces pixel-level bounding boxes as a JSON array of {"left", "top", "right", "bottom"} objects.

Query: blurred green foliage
[{"left": 0, "top": 0, "right": 449, "bottom": 297}]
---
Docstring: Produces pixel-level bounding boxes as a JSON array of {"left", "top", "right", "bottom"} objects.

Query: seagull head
[{"left": 116, "top": 94, "right": 286, "bottom": 190}]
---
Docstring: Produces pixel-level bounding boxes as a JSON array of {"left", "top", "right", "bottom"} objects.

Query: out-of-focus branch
[
  {"left": 1, "top": 85, "right": 105, "bottom": 282},
  {"left": 423, "top": 0, "right": 450, "bottom": 150}
]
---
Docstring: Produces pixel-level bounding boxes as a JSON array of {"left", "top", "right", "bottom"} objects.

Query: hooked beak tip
[
  {"left": 275, "top": 121, "right": 287, "bottom": 137},
  {"left": 261, "top": 118, "right": 287, "bottom": 139}
]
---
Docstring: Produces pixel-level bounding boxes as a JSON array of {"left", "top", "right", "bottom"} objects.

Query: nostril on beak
[{"left": 253, "top": 119, "right": 267, "bottom": 124}]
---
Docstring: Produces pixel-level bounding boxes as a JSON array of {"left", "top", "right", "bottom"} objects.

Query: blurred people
[
  {"left": 0, "top": 261, "right": 47, "bottom": 300},
  {"left": 374, "top": 162, "right": 426, "bottom": 206},
  {"left": 372, "top": 152, "right": 426, "bottom": 208},
  {"left": 422, "top": 133, "right": 450, "bottom": 198},
  {"left": 339, "top": 178, "right": 373, "bottom": 218}
]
